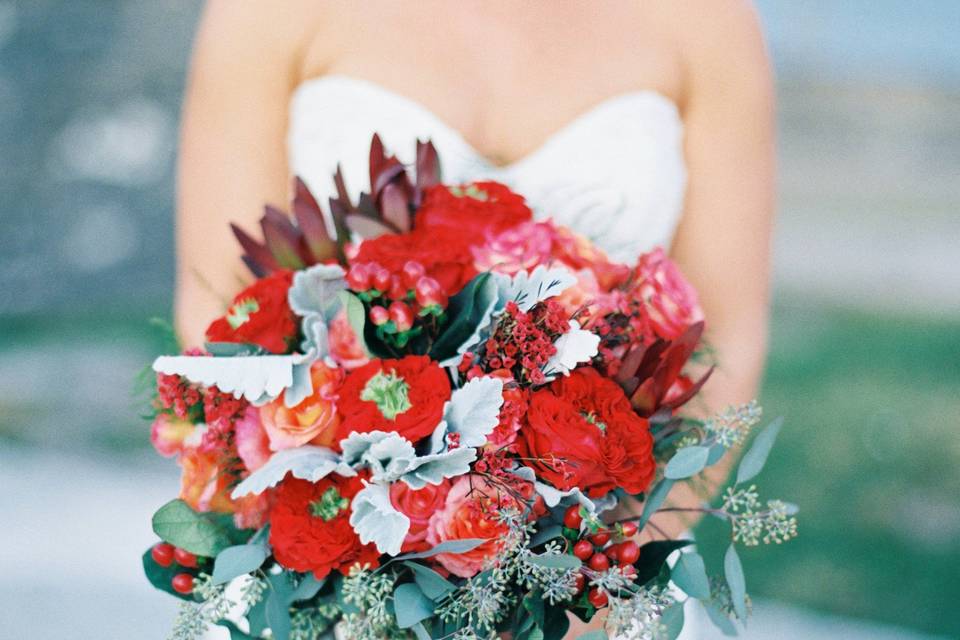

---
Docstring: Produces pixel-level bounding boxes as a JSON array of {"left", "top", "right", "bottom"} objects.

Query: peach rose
[
  {"left": 390, "top": 479, "right": 451, "bottom": 552},
  {"left": 260, "top": 362, "right": 343, "bottom": 451},
  {"left": 328, "top": 310, "right": 370, "bottom": 370},
  {"left": 426, "top": 475, "right": 522, "bottom": 578}
]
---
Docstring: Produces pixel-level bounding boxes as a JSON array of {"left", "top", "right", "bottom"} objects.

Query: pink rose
[
  {"left": 633, "top": 248, "right": 704, "bottom": 341},
  {"left": 234, "top": 406, "right": 271, "bottom": 472},
  {"left": 390, "top": 480, "right": 451, "bottom": 552},
  {"left": 328, "top": 310, "right": 370, "bottom": 370},
  {"left": 426, "top": 476, "right": 522, "bottom": 578},
  {"left": 260, "top": 362, "right": 343, "bottom": 451},
  {"left": 472, "top": 221, "right": 555, "bottom": 276},
  {"left": 150, "top": 413, "right": 196, "bottom": 457}
]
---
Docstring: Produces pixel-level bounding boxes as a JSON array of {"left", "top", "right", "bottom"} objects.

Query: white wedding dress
[{"left": 209, "top": 75, "right": 697, "bottom": 640}]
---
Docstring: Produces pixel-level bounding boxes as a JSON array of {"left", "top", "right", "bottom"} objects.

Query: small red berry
[
  {"left": 173, "top": 548, "right": 197, "bottom": 568},
  {"left": 401, "top": 261, "right": 427, "bottom": 288},
  {"left": 588, "top": 552, "right": 610, "bottom": 572},
  {"left": 371, "top": 266, "right": 392, "bottom": 292},
  {"left": 618, "top": 540, "right": 641, "bottom": 565},
  {"left": 620, "top": 521, "right": 638, "bottom": 537},
  {"left": 589, "top": 530, "right": 611, "bottom": 546},
  {"left": 605, "top": 543, "right": 622, "bottom": 564},
  {"left": 563, "top": 505, "right": 583, "bottom": 529},
  {"left": 587, "top": 588, "right": 608, "bottom": 608},
  {"left": 574, "top": 573, "right": 586, "bottom": 593},
  {"left": 346, "top": 264, "right": 372, "bottom": 291},
  {"left": 388, "top": 301, "right": 414, "bottom": 332},
  {"left": 414, "top": 276, "right": 447, "bottom": 308},
  {"left": 387, "top": 275, "right": 408, "bottom": 301},
  {"left": 171, "top": 573, "right": 194, "bottom": 595},
  {"left": 573, "top": 539, "right": 594, "bottom": 561},
  {"left": 369, "top": 305, "right": 390, "bottom": 326},
  {"left": 151, "top": 543, "right": 174, "bottom": 567}
]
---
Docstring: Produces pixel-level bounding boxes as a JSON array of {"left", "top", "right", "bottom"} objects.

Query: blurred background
[{"left": 1, "top": 1, "right": 957, "bottom": 638}]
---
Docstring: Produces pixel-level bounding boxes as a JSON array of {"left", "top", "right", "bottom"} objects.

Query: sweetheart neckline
[{"left": 292, "top": 73, "right": 683, "bottom": 171}]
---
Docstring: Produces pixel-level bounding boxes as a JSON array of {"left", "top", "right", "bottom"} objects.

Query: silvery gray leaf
[
  {"left": 339, "top": 431, "right": 417, "bottom": 483},
  {"left": 284, "top": 348, "right": 319, "bottom": 408},
  {"left": 498, "top": 265, "right": 577, "bottom": 312},
  {"left": 543, "top": 321, "right": 600, "bottom": 378},
  {"left": 401, "top": 447, "right": 477, "bottom": 490},
  {"left": 299, "top": 314, "right": 329, "bottom": 361},
  {"left": 231, "top": 446, "right": 354, "bottom": 498},
  {"left": 349, "top": 483, "right": 410, "bottom": 556},
  {"left": 534, "top": 481, "right": 598, "bottom": 513},
  {"left": 287, "top": 264, "right": 347, "bottom": 320},
  {"left": 441, "top": 376, "right": 504, "bottom": 449}
]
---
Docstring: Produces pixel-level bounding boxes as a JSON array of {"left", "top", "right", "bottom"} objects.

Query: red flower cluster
[
  {"left": 416, "top": 181, "right": 532, "bottom": 238},
  {"left": 336, "top": 356, "right": 450, "bottom": 443},
  {"left": 156, "top": 372, "right": 203, "bottom": 421},
  {"left": 269, "top": 475, "right": 379, "bottom": 579},
  {"left": 517, "top": 368, "right": 655, "bottom": 497},
  {"left": 206, "top": 270, "right": 298, "bottom": 354}
]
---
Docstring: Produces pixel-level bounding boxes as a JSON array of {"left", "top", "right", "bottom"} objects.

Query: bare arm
[{"left": 175, "top": 1, "right": 323, "bottom": 346}]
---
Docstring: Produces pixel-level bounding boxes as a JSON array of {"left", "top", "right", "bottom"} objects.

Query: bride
[{"left": 174, "top": 1, "right": 774, "bottom": 636}]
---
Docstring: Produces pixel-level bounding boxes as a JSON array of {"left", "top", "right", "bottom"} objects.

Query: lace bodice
[{"left": 288, "top": 75, "right": 687, "bottom": 262}]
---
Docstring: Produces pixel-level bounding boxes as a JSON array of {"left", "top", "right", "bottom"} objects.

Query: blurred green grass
[{"left": 1, "top": 299, "right": 958, "bottom": 635}]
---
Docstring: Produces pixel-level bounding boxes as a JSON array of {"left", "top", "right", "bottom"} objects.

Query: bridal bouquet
[{"left": 144, "top": 137, "right": 796, "bottom": 640}]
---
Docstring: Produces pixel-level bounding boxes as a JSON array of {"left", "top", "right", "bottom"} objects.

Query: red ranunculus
[
  {"left": 417, "top": 181, "right": 533, "bottom": 238},
  {"left": 353, "top": 227, "right": 478, "bottom": 296},
  {"left": 390, "top": 479, "right": 451, "bottom": 552},
  {"left": 205, "top": 270, "right": 298, "bottom": 354},
  {"left": 269, "top": 475, "right": 380, "bottom": 579},
  {"left": 336, "top": 356, "right": 450, "bottom": 444},
  {"left": 518, "top": 368, "right": 655, "bottom": 497}
]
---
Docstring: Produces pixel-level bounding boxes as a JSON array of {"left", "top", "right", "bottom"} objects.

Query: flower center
[
  {"left": 226, "top": 298, "right": 260, "bottom": 329},
  {"left": 581, "top": 411, "right": 607, "bottom": 433},
  {"left": 448, "top": 184, "right": 489, "bottom": 201},
  {"left": 360, "top": 369, "right": 412, "bottom": 420},
  {"left": 309, "top": 487, "right": 349, "bottom": 521}
]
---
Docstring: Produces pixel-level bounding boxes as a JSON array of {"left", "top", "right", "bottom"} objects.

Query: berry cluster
[
  {"left": 347, "top": 260, "right": 449, "bottom": 349},
  {"left": 156, "top": 373, "right": 203, "bottom": 422},
  {"left": 465, "top": 300, "right": 570, "bottom": 386},
  {"left": 150, "top": 542, "right": 205, "bottom": 595},
  {"left": 562, "top": 505, "right": 642, "bottom": 610}
]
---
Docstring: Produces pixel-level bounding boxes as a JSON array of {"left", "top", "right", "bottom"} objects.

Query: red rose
[
  {"left": 390, "top": 479, "right": 451, "bottom": 552},
  {"left": 417, "top": 181, "right": 533, "bottom": 238},
  {"left": 205, "top": 270, "right": 298, "bottom": 354},
  {"left": 353, "top": 227, "right": 477, "bottom": 295},
  {"left": 269, "top": 475, "right": 380, "bottom": 579},
  {"left": 336, "top": 356, "right": 451, "bottom": 444},
  {"left": 517, "top": 368, "right": 654, "bottom": 497}
]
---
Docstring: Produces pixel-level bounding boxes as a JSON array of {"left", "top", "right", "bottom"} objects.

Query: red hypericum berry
[
  {"left": 620, "top": 521, "right": 638, "bottom": 537},
  {"left": 173, "top": 548, "right": 198, "bottom": 568},
  {"left": 605, "top": 542, "right": 621, "bottom": 564},
  {"left": 346, "top": 264, "right": 372, "bottom": 291},
  {"left": 588, "top": 552, "right": 610, "bottom": 572},
  {"left": 388, "top": 275, "right": 408, "bottom": 301},
  {"left": 372, "top": 266, "right": 392, "bottom": 292},
  {"left": 171, "top": 573, "right": 194, "bottom": 595},
  {"left": 574, "top": 573, "right": 586, "bottom": 593},
  {"left": 151, "top": 543, "right": 174, "bottom": 567},
  {"left": 589, "top": 530, "right": 611, "bottom": 546},
  {"left": 587, "top": 588, "right": 608, "bottom": 608},
  {"left": 388, "top": 301, "right": 414, "bottom": 332},
  {"left": 369, "top": 305, "right": 390, "bottom": 326},
  {"left": 617, "top": 540, "right": 641, "bottom": 565},
  {"left": 401, "top": 261, "right": 427, "bottom": 288},
  {"left": 563, "top": 505, "right": 583, "bottom": 530},
  {"left": 573, "top": 539, "right": 594, "bottom": 561},
  {"left": 414, "top": 276, "right": 447, "bottom": 308}
]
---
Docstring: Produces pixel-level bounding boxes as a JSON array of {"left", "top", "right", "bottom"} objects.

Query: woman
[{"left": 175, "top": 1, "right": 774, "bottom": 635}]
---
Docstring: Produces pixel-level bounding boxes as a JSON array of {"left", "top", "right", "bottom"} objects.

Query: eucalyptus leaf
[
  {"left": 736, "top": 417, "right": 783, "bottom": 484},
  {"left": 412, "top": 622, "right": 432, "bottom": 640},
  {"left": 664, "top": 445, "right": 710, "bottom": 480},
  {"left": 703, "top": 601, "right": 739, "bottom": 636},
  {"left": 393, "top": 583, "right": 435, "bottom": 629},
  {"left": 638, "top": 478, "right": 674, "bottom": 530},
  {"left": 394, "top": 538, "right": 488, "bottom": 561},
  {"left": 706, "top": 443, "right": 727, "bottom": 466},
  {"left": 403, "top": 562, "right": 456, "bottom": 600},
  {"left": 266, "top": 572, "right": 295, "bottom": 640},
  {"left": 671, "top": 551, "right": 711, "bottom": 600},
  {"left": 290, "top": 573, "right": 326, "bottom": 603},
  {"left": 632, "top": 539, "right": 693, "bottom": 586},
  {"left": 724, "top": 544, "right": 748, "bottom": 621},
  {"left": 659, "top": 603, "right": 685, "bottom": 640},
  {"left": 212, "top": 543, "right": 269, "bottom": 585},
  {"left": 526, "top": 553, "right": 582, "bottom": 570},
  {"left": 214, "top": 620, "right": 256, "bottom": 640},
  {"left": 576, "top": 632, "right": 607, "bottom": 640},
  {"left": 151, "top": 499, "right": 233, "bottom": 557},
  {"left": 530, "top": 525, "right": 564, "bottom": 547}
]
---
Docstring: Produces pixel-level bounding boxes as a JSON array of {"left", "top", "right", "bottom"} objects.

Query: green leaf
[
  {"left": 576, "top": 632, "right": 607, "bottom": 640},
  {"left": 215, "top": 620, "right": 255, "bottom": 640},
  {"left": 393, "top": 538, "right": 488, "bottom": 561},
  {"left": 151, "top": 499, "right": 234, "bottom": 557},
  {"left": 429, "top": 272, "right": 497, "bottom": 362},
  {"left": 523, "top": 593, "right": 546, "bottom": 629},
  {"left": 526, "top": 553, "right": 582, "bottom": 570},
  {"left": 703, "top": 601, "right": 739, "bottom": 636},
  {"left": 736, "top": 417, "right": 783, "bottom": 484},
  {"left": 632, "top": 539, "right": 693, "bottom": 586},
  {"left": 664, "top": 445, "right": 710, "bottom": 479},
  {"left": 671, "top": 551, "right": 711, "bottom": 600},
  {"left": 247, "top": 596, "right": 268, "bottom": 636},
  {"left": 638, "top": 478, "right": 674, "bottom": 530},
  {"left": 706, "top": 443, "right": 727, "bottom": 466},
  {"left": 290, "top": 573, "right": 326, "bottom": 603},
  {"left": 393, "top": 583, "right": 435, "bottom": 629},
  {"left": 403, "top": 562, "right": 456, "bottom": 600},
  {"left": 141, "top": 548, "right": 193, "bottom": 601},
  {"left": 204, "top": 342, "right": 267, "bottom": 357},
  {"left": 542, "top": 604, "right": 571, "bottom": 639},
  {"left": 411, "top": 622, "right": 432, "bottom": 640},
  {"left": 338, "top": 290, "right": 370, "bottom": 356},
  {"left": 724, "top": 544, "right": 748, "bottom": 621},
  {"left": 659, "top": 602, "right": 685, "bottom": 640},
  {"left": 530, "top": 524, "right": 564, "bottom": 547},
  {"left": 266, "top": 572, "right": 294, "bottom": 640},
  {"left": 212, "top": 543, "right": 269, "bottom": 585}
]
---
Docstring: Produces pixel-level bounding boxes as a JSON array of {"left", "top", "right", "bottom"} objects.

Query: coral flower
[{"left": 260, "top": 362, "right": 343, "bottom": 451}]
